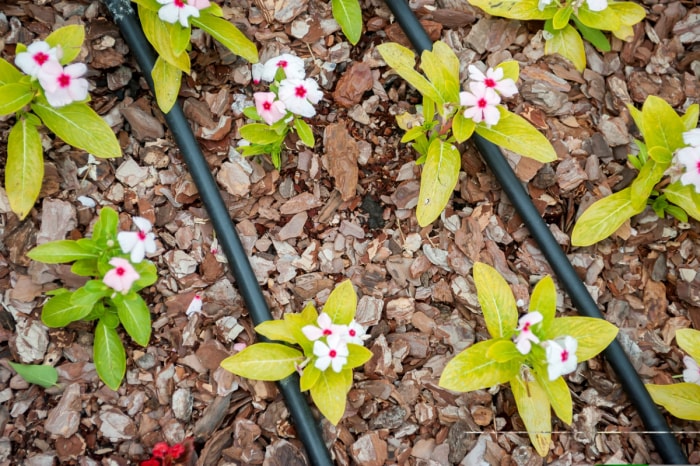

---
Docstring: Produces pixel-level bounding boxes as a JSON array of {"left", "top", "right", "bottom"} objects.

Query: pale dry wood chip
[
  {"left": 323, "top": 122, "right": 358, "bottom": 201},
  {"left": 98, "top": 408, "right": 137, "bottom": 441},
  {"left": 45, "top": 383, "right": 82, "bottom": 437}
]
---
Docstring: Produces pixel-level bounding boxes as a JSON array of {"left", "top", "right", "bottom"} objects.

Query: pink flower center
[
  {"left": 174, "top": 0, "right": 185, "bottom": 7},
  {"left": 560, "top": 350, "right": 569, "bottom": 362},
  {"left": 58, "top": 73, "right": 71, "bottom": 88},
  {"left": 477, "top": 97, "right": 487, "bottom": 109},
  {"left": 322, "top": 328, "right": 332, "bottom": 336},
  {"left": 277, "top": 60, "right": 288, "bottom": 69},
  {"left": 349, "top": 329, "right": 356, "bottom": 337},
  {"left": 115, "top": 266, "right": 126, "bottom": 277},
  {"left": 329, "top": 349, "right": 337, "bottom": 358},
  {"left": 263, "top": 101, "right": 272, "bottom": 111},
  {"left": 696, "top": 161, "right": 700, "bottom": 174},
  {"left": 295, "top": 85, "right": 307, "bottom": 98},
  {"left": 138, "top": 230, "right": 147, "bottom": 240},
  {"left": 522, "top": 322, "right": 531, "bottom": 332},
  {"left": 33, "top": 52, "right": 49, "bottom": 66},
  {"left": 484, "top": 78, "right": 496, "bottom": 88}
]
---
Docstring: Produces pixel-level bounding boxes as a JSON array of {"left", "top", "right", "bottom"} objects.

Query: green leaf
[
  {"left": 473, "top": 262, "right": 518, "bottom": 339},
  {"left": 93, "top": 206, "right": 119, "bottom": 247},
  {"left": 544, "top": 22, "right": 586, "bottom": 72},
  {"left": 545, "top": 316, "right": 618, "bottom": 362},
  {"left": 27, "top": 240, "right": 97, "bottom": 264},
  {"left": 31, "top": 98, "right": 121, "bottom": 159},
  {"left": 112, "top": 293, "right": 152, "bottom": 346},
  {"left": 495, "top": 60, "right": 519, "bottom": 83},
  {"left": 648, "top": 146, "right": 673, "bottom": 164},
  {"left": 71, "top": 258, "right": 99, "bottom": 276},
  {"left": 131, "top": 0, "right": 161, "bottom": 11},
  {"left": 376, "top": 43, "right": 443, "bottom": 104},
  {"left": 628, "top": 104, "right": 644, "bottom": 134},
  {"left": 420, "top": 42, "right": 460, "bottom": 104},
  {"left": 533, "top": 366, "right": 572, "bottom": 425},
  {"left": 552, "top": 5, "right": 573, "bottom": 30},
  {"left": 662, "top": 182, "right": 700, "bottom": 222},
  {"left": 152, "top": 56, "right": 182, "bottom": 114},
  {"left": 8, "top": 362, "right": 58, "bottom": 388},
  {"left": 0, "top": 57, "right": 23, "bottom": 85},
  {"left": 300, "top": 363, "right": 322, "bottom": 391},
  {"left": 220, "top": 343, "right": 303, "bottom": 381},
  {"left": 294, "top": 118, "right": 315, "bottom": 147},
  {"left": 607, "top": 2, "right": 646, "bottom": 27},
  {"left": 345, "top": 344, "right": 373, "bottom": 369},
  {"left": 416, "top": 139, "right": 461, "bottom": 226},
  {"left": 331, "top": 0, "right": 363, "bottom": 45},
  {"left": 310, "top": 368, "right": 351, "bottom": 425},
  {"left": 511, "top": 371, "right": 552, "bottom": 456},
  {"left": 41, "top": 292, "right": 93, "bottom": 327},
  {"left": 138, "top": 5, "right": 190, "bottom": 72},
  {"left": 571, "top": 16, "right": 611, "bottom": 52},
  {"left": 529, "top": 275, "right": 556, "bottom": 332},
  {"left": 71, "top": 281, "right": 110, "bottom": 308},
  {"left": 94, "top": 319, "right": 126, "bottom": 391},
  {"left": 5, "top": 118, "right": 43, "bottom": 220},
  {"left": 439, "top": 339, "right": 521, "bottom": 392},
  {"left": 641, "top": 95, "right": 685, "bottom": 153},
  {"left": 240, "top": 123, "right": 286, "bottom": 145},
  {"left": 255, "top": 320, "right": 298, "bottom": 345},
  {"left": 131, "top": 260, "right": 158, "bottom": 290},
  {"left": 401, "top": 125, "right": 427, "bottom": 143},
  {"left": 46, "top": 25, "right": 85, "bottom": 64},
  {"left": 323, "top": 280, "right": 357, "bottom": 325},
  {"left": 486, "top": 339, "right": 523, "bottom": 363},
  {"left": 576, "top": 5, "right": 620, "bottom": 32},
  {"left": 191, "top": 14, "right": 258, "bottom": 64},
  {"left": 468, "top": 0, "right": 555, "bottom": 20},
  {"left": 647, "top": 383, "right": 700, "bottom": 421},
  {"left": 570, "top": 187, "right": 642, "bottom": 247},
  {"left": 285, "top": 302, "right": 319, "bottom": 355},
  {"left": 630, "top": 158, "right": 667, "bottom": 210},
  {"left": 452, "top": 111, "right": 476, "bottom": 143},
  {"left": 681, "top": 104, "right": 699, "bottom": 131},
  {"left": 476, "top": 107, "right": 557, "bottom": 163},
  {"left": 676, "top": 329, "right": 700, "bottom": 363},
  {"left": 170, "top": 21, "right": 191, "bottom": 57},
  {"left": 0, "top": 83, "right": 34, "bottom": 116}
]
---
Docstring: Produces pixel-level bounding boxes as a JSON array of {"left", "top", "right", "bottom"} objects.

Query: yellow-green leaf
[
  {"left": 647, "top": 383, "right": 700, "bottom": 421},
  {"left": 468, "top": 0, "right": 555, "bottom": 20},
  {"left": 46, "top": 24, "right": 85, "bottom": 64},
  {"left": 486, "top": 339, "right": 523, "bottom": 363},
  {"left": 664, "top": 181, "right": 700, "bottom": 222},
  {"left": 420, "top": 42, "right": 460, "bottom": 104},
  {"left": 6, "top": 118, "right": 43, "bottom": 220},
  {"left": 474, "top": 262, "right": 518, "bottom": 339},
  {"left": 576, "top": 6, "right": 620, "bottom": 32},
  {"left": 170, "top": 21, "right": 191, "bottom": 57},
  {"left": 331, "top": 0, "right": 363, "bottom": 45},
  {"left": 416, "top": 138, "right": 460, "bottom": 226},
  {"left": 630, "top": 158, "right": 667, "bottom": 210},
  {"left": 191, "top": 14, "right": 258, "bottom": 64},
  {"left": 439, "top": 339, "right": 520, "bottom": 392},
  {"left": 94, "top": 320, "right": 126, "bottom": 391},
  {"left": 323, "top": 280, "right": 356, "bottom": 325},
  {"left": 240, "top": 123, "right": 285, "bottom": 145},
  {"left": 310, "top": 369, "right": 352, "bottom": 424},
  {"left": 642, "top": 95, "right": 685, "bottom": 153},
  {"left": 27, "top": 239, "right": 97, "bottom": 264},
  {"left": 570, "top": 187, "right": 642, "bottom": 247},
  {"left": 475, "top": 107, "right": 557, "bottom": 163},
  {"left": 533, "top": 364, "right": 572, "bottom": 425},
  {"left": 496, "top": 60, "right": 519, "bottom": 83},
  {"left": 0, "top": 83, "right": 34, "bottom": 116},
  {"left": 139, "top": 5, "right": 190, "bottom": 72},
  {"left": 113, "top": 293, "right": 152, "bottom": 347},
  {"left": 220, "top": 343, "right": 303, "bottom": 381},
  {"left": 0, "top": 57, "right": 23, "bottom": 85},
  {"left": 545, "top": 23, "right": 586, "bottom": 72},
  {"left": 255, "top": 319, "right": 298, "bottom": 345},
  {"left": 511, "top": 372, "right": 552, "bottom": 456},
  {"left": 529, "top": 275, "right": 556, "bottom": 332},
  {"left": 552, "top": 5, "right": 573, "bottom": 30},
  {"left": 294, "top": 118, "right": 315, "bottom": 147},
  {"left": 545, "top": 316, "right": 618, "bottom": 362},
  {"left": 453, "top": 111, "right": 476, "bottom": 143},
  {"left": 345, "top": 344, "right": 373, "bottom": 369},
  {"left": 608, "top": 2, "right": 646, "bottom": 26},
  {"left": 300, "top": 363, "right": 322, "bottom": 391},
  {"left": 681, "top": 104, "right": 699, "bottom": 131},
  {"left": 676, "top": 329, "right": 700, "bottom": 363},
  {"left": 377, "top": 42, "right": 442, "bottom": 104},
  {"left": 41, "top": 292, "right": 92, "bottom": 327},
  {"left": 152, "top": 56, "right": 182, "bottom": 113}
]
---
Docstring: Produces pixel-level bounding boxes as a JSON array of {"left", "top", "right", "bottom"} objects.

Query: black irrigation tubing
[
  {"left": 101, "top": 1, "right": 333, "bottom": 464},
  {"left": 383, "top": 0, "right": 689, "bottom": 463}
]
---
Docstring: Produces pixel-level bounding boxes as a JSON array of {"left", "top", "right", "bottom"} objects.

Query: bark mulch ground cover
[{"left": 1, "top": 0, "right": 700, "bottom": 464}]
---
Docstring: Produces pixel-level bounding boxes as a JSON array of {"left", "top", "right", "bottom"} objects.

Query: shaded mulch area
[{"left": 1, "top": 0, "right": 700, "bottom": 464}]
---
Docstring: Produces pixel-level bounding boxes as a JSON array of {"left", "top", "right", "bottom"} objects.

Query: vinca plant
[
  {"left": 238, "top": 54, "right": 322, "bottom": 169},
  {"left": 647, "top": 328, "right": 700, "bottom": 421},
  {"left": 130, "top": 0, "right": 258, "bottom": 112},
  {"left": 439, "top": 263, "right": 618, "bottom": 456},
  {"left": 571, "top": 96, "right": 700, "bottom": 247},
  {"left": 377, "top": 41, "right": 556, "bottom": 226},
  {"left": 468, "top": 0, "right": 645, "bottom": 71},
  {"left": 221, "top": 280, "right": 373, "bottom": 424},
  {"left": 0, "top": 25, "right": 121, "bottom": 220},
  {"left": 330, "top": 0, "right": 363, "bottom": 45},
  {"left": 27, "top": 207, "right": 159, "bottom": 390}
]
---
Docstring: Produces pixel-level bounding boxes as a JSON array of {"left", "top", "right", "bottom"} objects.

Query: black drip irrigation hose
[
  {"left": 382, "top": 0, "right": 688, "bottom": 463},
  {"left": 101, "top": 1, "right": 333, "bottom": 464}
]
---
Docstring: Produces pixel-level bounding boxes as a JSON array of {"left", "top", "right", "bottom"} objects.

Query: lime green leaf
[
  {"left": 420, "top": 42, "right": 460, "bottom": 104},
  {"left": 170, "top": 22, "right": 191, "bottom": 56},
  {"left": 71, "top": 259, "right": 99, "bottom": 277},
  {"left": 31, "top": 98, "right": 121, "bottom": 159},
  {"left": 300, "top": 363, "right": 322, "bottom": 391},
  {"left": 152, "top": 56, "right": 182, "bottom": 114},
  {"left": 570, "top": 187, "right": 642, "bottom": 247},
  {"left": 473, "top": 262, "right": 518, "bottom": 339},
  {"left": 345, "top": 344, "right": 373, "bottom": 369},
  {"left": 676, "top": 329, "right": 700, "bottom": 364},
  {"left": 571, "top": 16, "right": 611, "bottom": 52},
  {"left": 511, "top": 372, "right": 552, "bottom": 456},
  {"left": 576, "top": 6, "right": 620, "bottom": 32},
  {"left": 630, "top": 158, "right": 667, "bottom": 210},
  {"left": 6, "top": 118, "right": 43, "bottom": 220},
  {"left": 681, "top": 104, "right": 699, "bottom": 131},
  {"left": 94, "top": 319, "right": 126, "bottom": 390},
  {"left": 544, "top": 23, "right": 586, "bottom": 71},
  {"left": 331, "top": 0, "right": 363, "bottom": 45},
  {"left": 8, "top": 362, "right": 58, "bottom": 388},
  {"left": 132, "top": 260, "right": 158, "bottom": 290},
  {"left": 240, "top": 123, "right": 285, "bottom": 145},
  {"left": 468, "top": 0, "right": 555, "bottom": 20},
  {"left": 71, "top": 282, "right": 110, "bottom": 308},
  {"left": 255, "top": 320, "right": 298, "bottom": 345},
  {"left": 552, "top": 5, "right": 573, "bottom": 30},
  {"left": 453, "top": 111, "right": 476, "bottom": 143},
  {"left": 416, "top": 139, "right": 461, "bottom": 226},
  {"left": 431, "top": 42, "right": 460, "bottom": 90},
  {"left": 545, "top": 316, "right": 618, "bottom": 362},
  {"left": 376, "top": 43, "right": 442, "bottom": 104},
  {"left": 41, "top": 292, "right": 92, "bottom": 327},
  {"left": 642, "top": 95, "right": 685, "bottom": 153},
  {"left": 92, "top": 206, "right": 119, "bottom": 247},
  {"left": 439, "top": 339, "right": 521, "bottom": 392},
  {"left": 294, "top": 118, "right": 315, "bottom": 147},
  {"left": 0, "top": 57, "right": 23, "bottom": 85},
  {"left": 27, "top": 240, "right": 97, "bottom": 264},
  {"left": 191, "top": 14, "right": 258, "bottom": 64},
  {"left": 529, "top": 275, "right": 556, "bottom": 331},
  {"left": 202, "top": 3, "right": 224, "bottom": 16},
  {"left": 648, "top": 146, "right": 673, "bottom": 164},
  {"left": 284, "top": 302, "right": 318, "bottom": 356},
  {"left": 138, "top": 5, "right": 190, "bottom": 72},
  {"left": 323, "top": 280, "right": 357, "bottom": 325},
  {"left": 310, "top": 368, "right": 351, "bottom": 425},
  {"left": 608, "top": 2, "right": 646, "bottom": 26},
  {"left": 647, "top": 383, "right": 700, "bottom": 421},
  {"left": 475, "top": 107, "right": 557, "bottom": 163},
  {"left": 220, "top": 343, "right": 303, "bottom": 381},
  {"left": 662, "top": 182, "right": 700, "bottom": 222},
  {"left": 496, "top": 60, "right": 519, "bottom": 82},
  {"left": 0, "top": 83, "right": 34, "bottom": 116},
  {"left": 533, "top": 366, "right": 572, "bottom": 425},
  {"left": 130, "top": 0, "right": 161, "bottom": 11},
  {"left": 401, "top": 125, "right": 427, "bottom": 143},
  {"left": 112, "top": 293, "right": 152, "bottom": 346},
  {"left": 486, "top": 339, "right": 523, "bottom": 363},
  {"left": 46, "top": 25, "right": 85, "bottom": 64},
  {"left": 628, "top": 104, "right": 644, "bottom": 134}
]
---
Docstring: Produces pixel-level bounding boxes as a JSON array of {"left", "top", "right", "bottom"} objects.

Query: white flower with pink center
[
  {"left": 302, "top": 313, "right": 347, "bottom": 341},
  {"left": 254, "top": 92, "right": 287, "bottom": 125},
  {"left": 513, "top": 311, "right": 543, "bottom": 355},
  {"left": 103, "top": 257, "right": 140, "bottom": 294},
  {"left": 468, "top": 65, "right": 518, "bottom": 98},
  {"left": 676, "top": 146, "right": 700, "bottom": 193},
  {"left": 460, "top": 82, "right": 501, "bottom": 126},
  {"left": 38, "top": 61, "right": 89, "bottom": 108},
  {"left": 682, "top": 355, "right": 700, "bottom": 385},
  {"left": 117, "top": 216, "right": 158, "bottom": 263},
  {"left": 278, "top": 78, "right": 323, "bottom": 118},
  {"left": 343, "top": 320, "right": 368, "bottom": 345},
  {"left": 186, "top": 293, "right": 203, "bottom": 317},
  {"left": 251, "top": 63, "right": 264, "bottom": 84},
  {"left": 261, "top": 53, "right": 305, "bottom": 82},
  {"left": 542, "top": 336, "right": 578, "bottom": 381},
  {"left": 586, "top": 0, "right": 608, "bottom": 12},
  {"left": 157, "top": 0, "right": 200, "bottom": 27},
  {"left": 15, "top": 41, "right": 62, "bottom": 78},
  {"left": 313, "top": 334, "right": 349, "bottom": 372}
]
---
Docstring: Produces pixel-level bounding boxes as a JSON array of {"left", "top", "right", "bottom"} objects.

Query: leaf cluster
[
  {"left": 469, "top": 0, "right": 645, "bottom": 71},
  {"left": 376, "top": 41, "right": 556, "bottom": 226},
  {"left": 0, "top": 25, "right": 121, "bottom": 220},
  {"left": 131, "top": 0, "right": 258, "bottom": 112},
  {"left": 438, "top": 263, "right": 618, "bottom": 456},
  {"left": 571, "top": 97, "right": 700, "bottom": 246},
  {"left": 220, "top": 280, "right": 372, "bottom": 425},
  {"left": 27, "top": 207, "right": 158, "bottom": 390}
]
